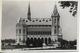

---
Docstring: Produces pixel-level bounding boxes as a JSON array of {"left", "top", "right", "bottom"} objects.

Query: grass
[{"left": 2, "top": 45, "right": 77, "bottom": 50}]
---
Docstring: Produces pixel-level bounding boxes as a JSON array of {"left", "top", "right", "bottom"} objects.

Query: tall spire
[
  {"left": 51, "top": 4, "right": 60, "bottom": 17},
  {"left": 27, "top": 2, "right": 31, "bottom": 21}
]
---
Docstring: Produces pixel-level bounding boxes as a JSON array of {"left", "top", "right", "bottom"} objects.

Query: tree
[
  {"left": 1, "top": 39, "right": 16, "bottom": 43},
  {"left": 58, "top": 1, "right": 78, "bottom": 16}
]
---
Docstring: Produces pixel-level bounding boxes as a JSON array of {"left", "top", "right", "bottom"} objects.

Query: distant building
[{"left": 16, "top": 3, "right": 62, "bottom": 47}]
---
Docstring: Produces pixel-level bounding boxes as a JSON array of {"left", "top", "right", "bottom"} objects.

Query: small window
[
  {"left": 43, "top": 19, "right": 45, "bottom": 21},
  {"left": 19, "top": 29, "right": 21, "bottom": 34},
  {"left": 16, "top": 29, "right": 18, "bottom": 33},
  {"left": 46, "top": 20, "right": 48, "bottom": 22},
  {"left": 58, "top": 25, "right": 60, "bottom": 28},
  {"left": 23, "top": 29, "right": 25, "bottom": 34},
  {"left": 55, "top": 26, "right": 56, "bottom": 28},
  {"left": 54, "top": 19, "right": 56, "bottom": 23},
  {"left": 36, "top": 19, "right": 38, "bottom": 21},
  {"left": 49, "top": 19, "right": 51, "bottom": 21},
  {"left": 26, "top": 20, "right": 28, "bottom": 22},
  {"left": 23, "top": 38, "right": 25, "bottom": 43},
  {"left": 27, "top": 32, "right": 28, "bottom": 34},
  {"left": 39, "top": 20, "right": 41, "bottom": 22},
  {"left": 54, "top": 29, "right": 56, "bottom": 34},
  {"left": 23, "top": 19, "right": 25, "bottom": 22},
  {"left": 32, "top": 20, "right": 35, "bottom": 22},
  {"left": 19, "top": 38, "right": 21, "bottom": 42}
]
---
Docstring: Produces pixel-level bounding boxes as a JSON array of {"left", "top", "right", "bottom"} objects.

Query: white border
[
  {"left": 0, "top": 0, "right": 2, "bottom": 52},
  {"left": 0, "top": 0, "right": 80, "bottom": 53}
]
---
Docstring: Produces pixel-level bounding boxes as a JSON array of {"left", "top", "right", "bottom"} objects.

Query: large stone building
[{"left": 16, "top": 3, "right": 62, "bottom": 47}]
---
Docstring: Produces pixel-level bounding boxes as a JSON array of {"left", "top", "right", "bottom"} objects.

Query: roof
[{"left": 18, "top": 18, "right": 52, "bottom": 25}]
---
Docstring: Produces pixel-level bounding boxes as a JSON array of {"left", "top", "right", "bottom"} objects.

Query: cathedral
[{"left": 16, "top": 3, "right": 62, "bottom": 47}]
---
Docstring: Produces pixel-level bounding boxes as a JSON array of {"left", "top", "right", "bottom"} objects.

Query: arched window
[
  {"left": 45, "top": 38, "right": 47, "bottom": 44},
  {"left": 48, "top": 38, "right": 51, "bottom": 44}
]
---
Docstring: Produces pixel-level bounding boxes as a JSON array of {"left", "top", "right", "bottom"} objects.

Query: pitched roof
[{"left": 18, "top": 18, "right": 52, "bottom": 25}]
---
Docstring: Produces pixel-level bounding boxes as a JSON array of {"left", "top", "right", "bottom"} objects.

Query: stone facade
[{"left": 16, "top": 4, "right": 62, "bottom": 47}]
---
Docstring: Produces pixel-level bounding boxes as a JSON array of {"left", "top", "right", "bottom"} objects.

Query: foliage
[
  {"left": 1, "top": 39, "right": 16, "bottom": 43},
  {"left": 59, "top": 1, "right": 78, "bottom": 16}
]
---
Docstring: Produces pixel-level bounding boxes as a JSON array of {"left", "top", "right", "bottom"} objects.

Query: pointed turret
[
  {"left": 51, "top": 4, "right": 60, "bottom": 17},
  {"left": 27, "top": 3, "right": 31, "bottom": 21}
]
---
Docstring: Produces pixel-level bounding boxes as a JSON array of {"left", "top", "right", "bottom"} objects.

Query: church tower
[
  {"left": 51, "top": 4, "right": 60, "bottom": 41},
  {"left": 27, "top": 3, "right": 31, "bottom": 21}
]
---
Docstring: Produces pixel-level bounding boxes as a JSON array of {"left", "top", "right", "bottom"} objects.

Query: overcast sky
[{"left": 2, "top": 0, "right": 77, "bottom": 41}]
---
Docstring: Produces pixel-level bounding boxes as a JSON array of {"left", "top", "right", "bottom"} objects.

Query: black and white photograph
[{"left": 1, "top": 0, "right": 78, "bottom": 52}]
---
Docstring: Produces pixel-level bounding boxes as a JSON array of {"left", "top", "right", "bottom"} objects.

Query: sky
[{"left": 2, "top": 0, "right": 77, "bottom": 41}]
